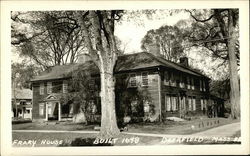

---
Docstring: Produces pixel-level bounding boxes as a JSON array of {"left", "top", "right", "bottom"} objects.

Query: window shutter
[
  {"left": 47, "top": 82, "right": 52, "bottom": 94},
  {"left": 63, "top": 80, "right": 68, "bottom": 93},
  {"left": 193, "top": 97, "right": 196, "bottom": 111},
  {"left": 40, "top": 83, "right": 44, "bottom": 95},
  {"left": 129, "top": 73, "right": 137, "bottom": 87},
  {"left": 141, "top": 72, "right": 149, "bottom": 86}
]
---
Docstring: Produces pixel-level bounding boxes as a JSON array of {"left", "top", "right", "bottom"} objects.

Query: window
[
  {"left": 204, "top": 99, "right": 207, "bottom": 110},
  {"left": 63, "top": 80, "right": 68, "bottom": 93},
  {"left": 129, "top": 73, "right": 137, "bottom": 87},
  {"left": 164, "top": 71, "right": 170, "bottom": 86},
  {"left": 191, "top": 78, "right": 195, "bottom": 90},
  {"left": 40, "top": 83, "right": 44, "bottom": 95},
  {"left": 187, "top": 77, "right": 191, "bottom": 89},
  {"left": 165, "top": 95, "right": 178, "bottom": 111},
  {"left": 170, "top": 72, "right": 176, "bottom": 87},
  {"left": 47, "top": 82, "right": 52, "bottom": 94},
  {"left": 192, "top": 97, "right": 196, "bottom": 111},
  {"left": 179, "top": 75, "right": 185, "bottom": 88},
  {"left": 39, "top": 103, "right": 44, "bottom": 115},
  {"left": 200, "top": 99, "right": 204, "bottom": 110},
  {"left": 171, "top": 96, "right": 178, "bottom": 111},
  {"left": 141, "top": 72, "right": 149, "bottom": 86},
  {"left": 188, "top": 97, "right": 196, "bottom": 111},
  {"left": 165, "top": 95, "right": 171, "bottom": 111},
  {"left": 188, "top": 97, "right": 192, "bottom": 111},
  {"left": 200, "top": 80, "right": 203, "bottom": 91},
  {"left": 203, "top": 80, "right": 206, "bottom": 91},
  {"left": 47, "top": 103, "right": 52, "bottom": 115}
]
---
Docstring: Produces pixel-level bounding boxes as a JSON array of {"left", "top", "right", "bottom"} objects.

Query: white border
[{"left": 1, "top": 1, "right": 249, "bottom": 155}]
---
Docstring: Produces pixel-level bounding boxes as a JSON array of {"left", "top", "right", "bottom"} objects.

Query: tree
[
  {"left": 186, "top": 9, "right": 240, "bottom": 119},
  {"left": 76, "top": 11, "right": 124, "bottom": 137},
  {"left": 11, "top": 11, "right": 85, "bottom": 69},
  {"left": 141, "top": 25, "right": 185, "bottom": 62}
]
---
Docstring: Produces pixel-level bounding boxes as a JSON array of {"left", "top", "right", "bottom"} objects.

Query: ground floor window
[
  {"left": 200, "top": 98, "right": 207, "bottom": 111},
  {"left": 188, "top": 96, "right": 196, "bottom": 111},
  {"left": 39, "top": 103, "right": 44, "bottom": 115},
  {"left": 165, "top": 95, "right": 178, "bottom": 111}
]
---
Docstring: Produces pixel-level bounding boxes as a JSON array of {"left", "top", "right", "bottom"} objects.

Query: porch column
[
  {"left": 58, "top": 102, "right": 61, "bottom": 121},
  {"left": 45, "top": 102, "right": 48, "bottom": 121}
]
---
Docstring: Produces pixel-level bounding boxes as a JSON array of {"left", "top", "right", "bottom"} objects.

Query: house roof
[
  {"left": 12, "top": 88, "right": 32, "bottom": 100},
  {"left": 31, "top": 52, "right": 209, "bottom": 82}
]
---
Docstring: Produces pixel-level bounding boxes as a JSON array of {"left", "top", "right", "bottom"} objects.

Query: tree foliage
[
  {"left": 11, "top": 61, "right": 41, "bottom": 89},
  {"left": 186, "top": 9, "right": 240, "bottom": 119},
  {"left": 11, "top": 11, "right": 86, "bottom": 69},
  {"left": 141, "top": 25, "right": 185, "bottom": 62}
]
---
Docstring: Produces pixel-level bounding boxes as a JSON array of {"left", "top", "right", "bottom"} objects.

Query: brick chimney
[
  {"left": 179, "top": 57, "right": 189, "bottom": 67},
  {"left": 77, "top": 53, "right": 91, "bottom": 63}
]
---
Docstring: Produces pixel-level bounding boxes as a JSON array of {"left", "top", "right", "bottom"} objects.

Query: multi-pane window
[
  {"left": 164, "top": 71, "right": 170, "bottom": 86},
  {"left": 170, "top": 72, "right": 176, "bottom": 87},
  {"left": 200, "top": 79, "right": 206, "bottom": 91},
  {"left": 39, "top": 103, "right": 44, "bottom": 115},
  {"left": 40, "top": 83, "right": 44, "bottom": 95},
  {"left": 200, "top": 80, "right": 203, "bottom": 91},
  {"left": 165, "top": 95, "right": 178, "bottom": 111},
  {"left": 188, "top": 96, "right": 196, "bottom": 111},
  {"left": 191, "top": 78, "right": 195, "bottom": 90},
  {"left": 201, "top": 99, "right": 204, "bottom": 110},
  {"left": 188, "top": 97, "right": 192, "bottom": 111},
  {"left": 63, "top": 80, "right": 68, "bottom": 93},
  {"left": 47, "top": 82, "right": 52, "bottom": 94},
  {"left": 192, "top": 97, "right": 196, "bottom": 111},
  {"left": 203, "top": 80, "right": 206, "bottom": 91},
  {"left": 141, "top": 72, "right": 149, "bottom": 86},
  {"left": 165, "top": 95, "right": 171, "bottom": 111},
  {"left": 179, "top": 75, "right": 185, "bottom": 88},
  {"left": 187, "top": 77, "right": 191, "bottom": 89},
  {"left": 129, "top": 73, "right": 137, "bottom": 87}
]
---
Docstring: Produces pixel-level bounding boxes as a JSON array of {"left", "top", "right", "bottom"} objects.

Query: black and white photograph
[{"left": 1, "top": 0, "right": 249, "bottom": 155}]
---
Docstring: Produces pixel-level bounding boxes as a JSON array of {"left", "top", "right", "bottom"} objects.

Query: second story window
[
  {"left": 187, "top": 77, "right": 191, "bottom": 89},
  {"left": 63, "top": 80, "right": 68, "bottom": 93},
  {"left": 47, "top": 82, "right": 52, "bottom": 94},
  {"left": 179, "top": 75, "right": 185, "bottom": 88},
  {"left": 40, "top": 83, "right": 44, "bottom": 95},
  {"left": 191, "top": 78, "right": 195, "bottom": 90},
  {"left": 170, "top": 72, "right": 176, "bottom": 87},
  {"left": 203, "top": 80, "right": 206, "bottom": 91},
  {"left": 129, "top": 73, "right": 137, "bottom": 87},
  {"left": 200, "top": 79, "right": 206, "bottom": 91},
  {"left": 200, "top": 80, "right": 203, "bottom": 91},
  {"left": 141, "top": 72, "right": 149, "bottom": 86},
  {"left": 164, "top": 71, "right": 170, "bottom": 86}
]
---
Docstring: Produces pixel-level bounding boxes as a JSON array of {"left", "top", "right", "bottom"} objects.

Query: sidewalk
[{"left": 191, "top": 122, "right": 240, "bottom": 137}]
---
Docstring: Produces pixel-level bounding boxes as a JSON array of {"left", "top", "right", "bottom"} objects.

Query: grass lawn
[
  {"left": 12, "top": 118, "right": 239, "bottom": 135},
  {"left": 12, "top": 132, "right": 163, "bottom": 147},
  {"left": 12, "top": 117, "right": 240, "bottom": 146}
]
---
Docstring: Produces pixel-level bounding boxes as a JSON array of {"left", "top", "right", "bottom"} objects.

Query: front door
[{"left": 47, "top": 102, "right": 58, "bottom": 120}]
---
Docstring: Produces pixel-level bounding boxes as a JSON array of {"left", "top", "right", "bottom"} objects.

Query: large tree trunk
[
  {"left": 228, "top": 10, "right": 240, "bottom": 119},
  {"left": 99, "top": 67, "right": 120, "bottom": 138}
]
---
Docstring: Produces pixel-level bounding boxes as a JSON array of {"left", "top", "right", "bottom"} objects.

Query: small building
[
  {"left": 30, "top": 52, "right": 224, "bottom": 122},
  {"left": 12, "top": 88, "right": 32, "bottom": 119}
]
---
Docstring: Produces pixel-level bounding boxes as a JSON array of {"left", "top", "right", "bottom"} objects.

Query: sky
[
  {"left": 114, "top": 11, "right": 190, "bottom": 53},
  {"left": 11, "top": 10, "right": 227, "bottom": 80}
]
